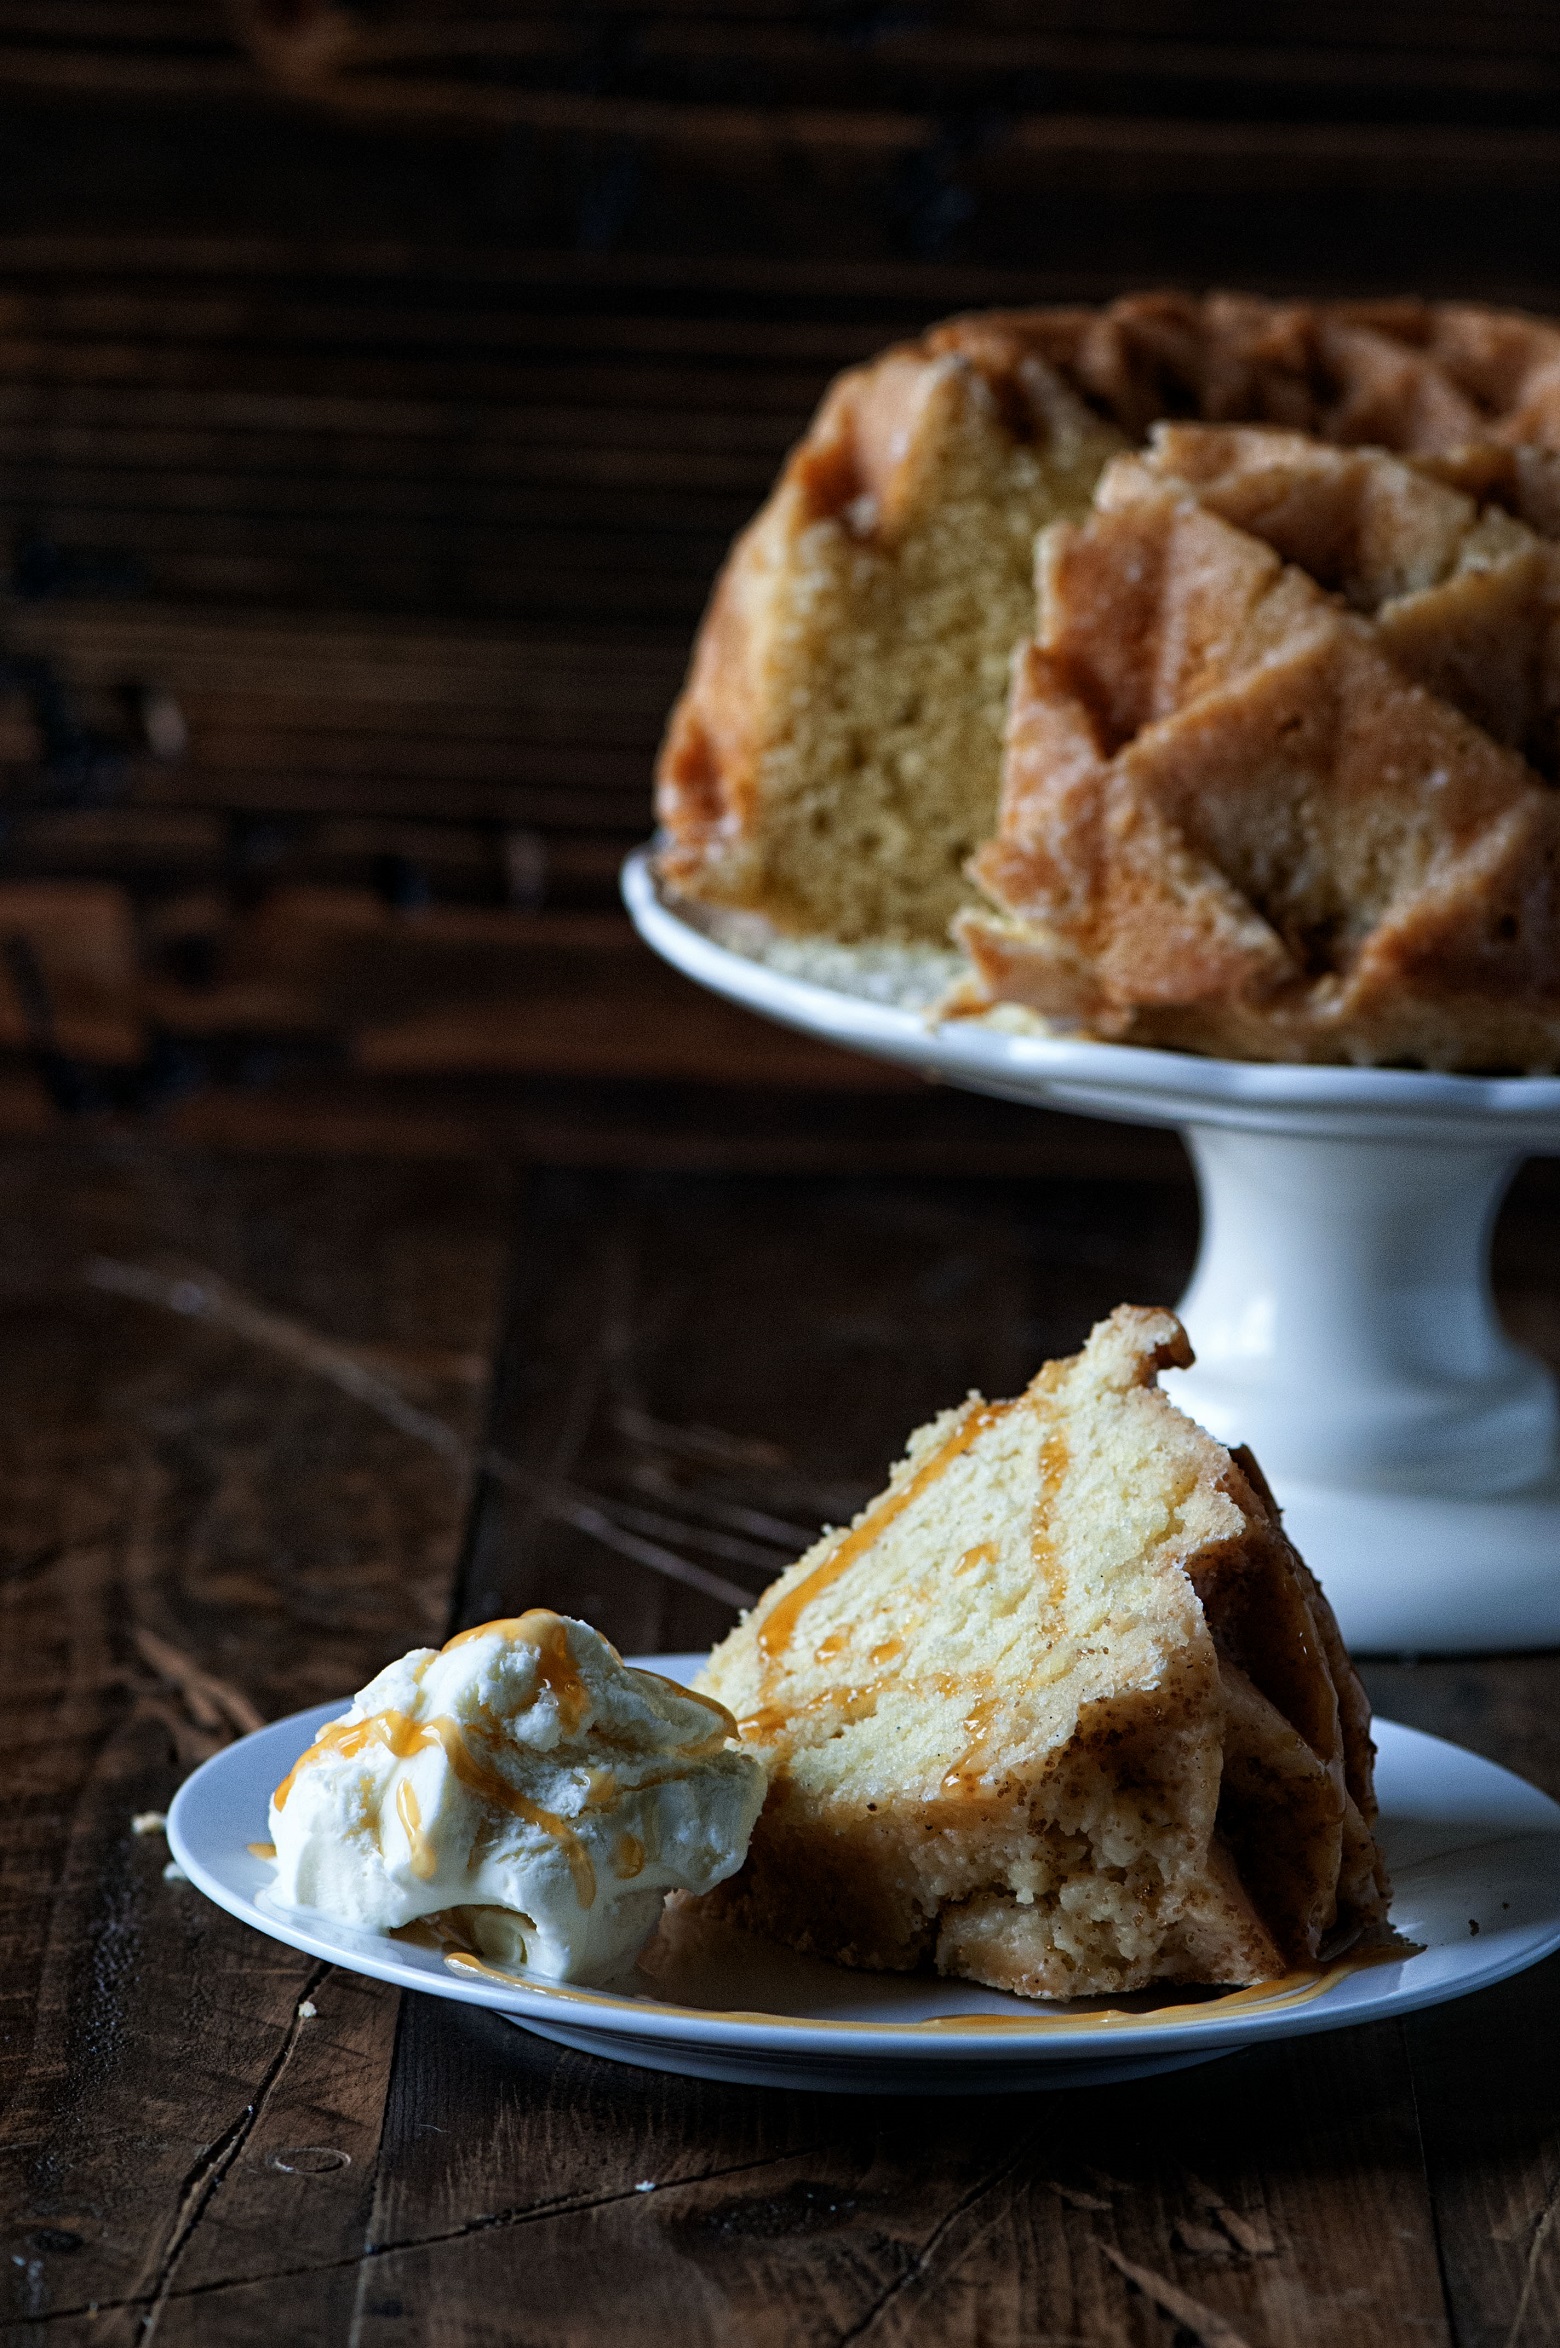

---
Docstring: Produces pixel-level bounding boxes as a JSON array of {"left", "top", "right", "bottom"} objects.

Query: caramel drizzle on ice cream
[
  {"left": 396, "top": 1778, "right": 437, "bottom": 1880},
  {"left": 445, "top": 1613, "right": 736, "bottom": 1749},
  {"left": 272, "top": 1705, "right": 598, "bottom": 1908},
  {"left": 269, "top": 1612, "right": 744, "bottom": 1913},
  {"left": 442, "top": 1609, "right": 592, "bottom": 1732}
]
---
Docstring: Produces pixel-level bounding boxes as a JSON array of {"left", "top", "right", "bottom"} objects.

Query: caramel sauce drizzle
[
  {"left": 390, "top": 1908, "right": 534, "bottom": 1958},
  {"left": 741, "top": 1396, "right": 1064, "bottom": 1794},
  {"left": 940, "top": 1413, "right": 1068, "bottom": 1796},
  {"left": 388, "top": 1916, "right": 447, "bottom": 1953},
  {"left": 1030, "top": 1423, "right": 1070, "bottom": 1613},
  {"left": 757, "top": 1400, "right": 1013, "bottom": 1668},
  {"left": 940, "top": 1693, "right": 1000, "bottom": 1796},
  {"left": 272, "top": 1706, "right": 426, "bottom": 1810},
  {"left": 954, "top": 1542, "right": 998, "bottom": 1576},
  {"left": 446, "top": 1949, "right": 528, "bottom": 1987},
  {"left": 630, "top": 1667, "right": 739, "bottom": 1750},
  {"left": 270, "top": 1612, "right": 744, "bottom": 1920},
  {"left": 614, "top": 1832, "right": 646, "bottom": 1880},
  {"left": 396, "top": 1779, "right": 437, "bottom": 1880},
  {"left": 739, "top": 1682, "right": 885, "bottom": 1744},
  {"left": 271, "top": 1706, "right": 597, "bottom": 1908},
  {"left": 442, "top": 1609, "right": 591, "bottom": 1733},
  {"left": 434, "top": 1952, "right": 1379, "bottom": 2034},
  {"left": 910, "top": 1965, "right": 1351, "bottom": 2032}
]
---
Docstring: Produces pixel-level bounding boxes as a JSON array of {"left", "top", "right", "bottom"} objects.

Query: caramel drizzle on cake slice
[
  {"left": 745, "top": 1396, "right": 1070, "bottom": 1786},
  {"left": 756, "top": 1398, "right": 1015, "bottom": 1669},
  {"left": 943, "top": 1413, "right": 1070, "bottom": 1796}
]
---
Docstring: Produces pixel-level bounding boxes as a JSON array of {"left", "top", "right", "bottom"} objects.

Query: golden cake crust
[
  {"left": 959, "top": 425, "right": 1560, "bottom": 1067},
  {"left": 693, "top": 1306, "right": 1390, "bottom": 2001}
]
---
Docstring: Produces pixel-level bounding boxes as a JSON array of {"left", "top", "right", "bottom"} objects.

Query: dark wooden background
[
  {"left": 0, "top": 0, "right": 1555, "bottom": 1167},
  {"left": 4, "top": 9, "right": 1560, "bottom": 2345}
]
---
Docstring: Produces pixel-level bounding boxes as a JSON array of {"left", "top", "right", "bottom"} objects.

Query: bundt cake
[
  {"left": 653, "top": 288, "right": 1560, "bottom": 1070},
  {"left": 693, "top": 1306, "right": 1391, "bottom": 2000},
  {"left": 958, "top": 424, "right": 1560, "bottom": 1066}
]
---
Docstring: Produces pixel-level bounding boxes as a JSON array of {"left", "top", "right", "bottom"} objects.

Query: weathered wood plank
[
  {"left": 343, "top": 1999, "right": 1450, "bottom": 2348},
  {"left": 153, "top": 1072, "right": 1191, "bottom": 1184},
  {"left": 0, "top": 1147, "right": 515, "bottom": 2337},
  {"left": 4, "top": 10, "right": 1560, "bottom": 2333},
  {"left": 6, "top": 1144, "right": 1556, "bottom": 2343},
  {"left": 1403, "top": 1955, "right": 1560, "bottom": 2348},
  {"left": 1358, "top": 1641, "right": 1560, "bottom": 2348}
]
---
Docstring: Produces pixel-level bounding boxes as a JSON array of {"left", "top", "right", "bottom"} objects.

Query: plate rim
[{"left": 167, "top": 1675, "right": 1560, "bottom": 2068}]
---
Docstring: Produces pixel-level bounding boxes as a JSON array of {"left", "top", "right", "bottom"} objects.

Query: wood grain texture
[
  {"left": 0, "top": 1144, "right": 514, "bottom": 2338},
  {"left": 4, "top": 7, "right": 1560, "bottom": 2336},
  {"left": 346, "top": 2003, "right": 1449, "bottom": 2348},
  {"left": 3, "top": 1151, "right": 1560, "bottom": 2342}
]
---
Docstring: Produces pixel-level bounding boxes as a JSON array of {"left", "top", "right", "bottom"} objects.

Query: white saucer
[{"left": 168, "top": 1655, "right": 1560, "bottom": 2095}]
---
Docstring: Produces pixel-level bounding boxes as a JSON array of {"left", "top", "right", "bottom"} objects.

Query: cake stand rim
[{"left": 623, "top": 846, "right": 1560, "bottom": 1144}]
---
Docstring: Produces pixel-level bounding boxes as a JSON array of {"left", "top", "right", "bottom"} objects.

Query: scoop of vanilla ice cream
[{"left": 266, "top": 1611, "right": 767, "bottom": 1983}]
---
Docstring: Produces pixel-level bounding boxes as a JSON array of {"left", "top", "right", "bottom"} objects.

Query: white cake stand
[{"left": 624, "top": 848, "right": 1560, "bottom": 1655}]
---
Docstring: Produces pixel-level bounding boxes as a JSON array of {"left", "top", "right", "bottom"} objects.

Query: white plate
[{"left": 168, "top": 1655, "right": 1560, "bottom": 2095}]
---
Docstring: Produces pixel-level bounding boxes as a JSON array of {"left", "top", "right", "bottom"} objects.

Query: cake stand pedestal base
[
  {"left": 1163, "top": 1126, "right": 1560, "bottom": 1653},
  {"left": 1265, "top": 1476, "right": 1560, "bottom": 1654}
]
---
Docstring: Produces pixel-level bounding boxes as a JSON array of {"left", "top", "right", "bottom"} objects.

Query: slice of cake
[
  {"left": 655, "top": 293, "right": 1560, "bottom": 952},
  {"left": 694, "top": 1306, "right": 1390, "bottom": 1999}
]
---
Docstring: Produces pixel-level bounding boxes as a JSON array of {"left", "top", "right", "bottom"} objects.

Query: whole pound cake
[
  {"left": 693, "top": 1306, "right": 1390, "bottom": 1999},
  {"left": 657, "top": 288, "right": 1560, "bottom": 1070}
]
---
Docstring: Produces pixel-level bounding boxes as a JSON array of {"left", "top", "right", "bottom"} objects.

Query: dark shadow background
[{"left": 0, "top": 0, "right": 1554, "bottom": 1169}]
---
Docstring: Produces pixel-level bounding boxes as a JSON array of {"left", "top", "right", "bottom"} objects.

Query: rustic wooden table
[{"left": 3, "top": 1130, "right": 1559, "bottom": 2348}]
